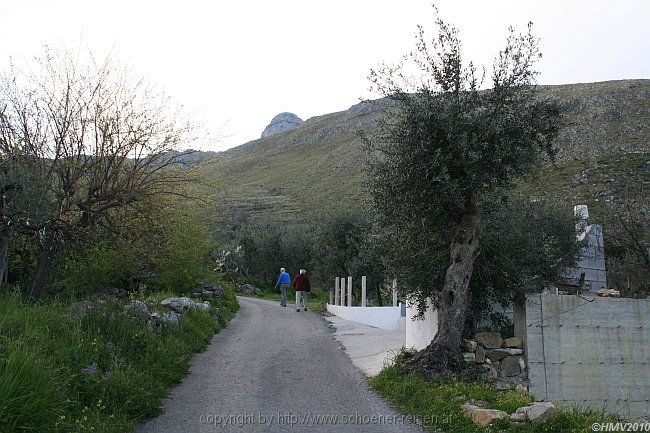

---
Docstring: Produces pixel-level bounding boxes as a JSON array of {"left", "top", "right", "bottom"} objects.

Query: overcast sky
[{"left": 1, "top": 0, "right": 648, "bottom": 151}]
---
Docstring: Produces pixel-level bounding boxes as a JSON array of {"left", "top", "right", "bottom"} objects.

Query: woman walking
[{"left": 292, "top": 269, "right": 310, "bottom": 312}]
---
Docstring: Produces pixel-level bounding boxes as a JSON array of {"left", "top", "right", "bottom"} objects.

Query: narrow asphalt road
[{"left": 137, "top": 296, "right": 424, "bottom": 433}]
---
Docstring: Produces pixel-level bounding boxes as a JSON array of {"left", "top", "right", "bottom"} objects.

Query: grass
[
  {"left": 0, "top": 282, "right": 239, "bottom": 433},
  {"left": 369, "top": 361, "right": 616, "bottom": 433}
]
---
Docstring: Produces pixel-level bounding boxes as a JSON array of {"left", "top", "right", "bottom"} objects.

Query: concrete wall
[
  {"left": 405, "top": 299, "right": 439, "bottom": 351},
  {"left": 326, "top": 304, "right": 404, "bottom": 331},
  {"left": 523, "top": 293, "right": 649, "bottom": 420}
]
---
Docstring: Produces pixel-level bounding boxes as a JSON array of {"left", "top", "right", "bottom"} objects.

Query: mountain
[{"left": 202, "top": 80, "right": 649, "bottom": 225}]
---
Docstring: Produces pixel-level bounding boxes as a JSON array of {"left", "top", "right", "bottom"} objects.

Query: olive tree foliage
[
  {"left": 311, "top": 212, "right": 387, "bottom": 304},
  {"left": 365, "top": 11, "right": 564, "bottom": 373},
  {"left": 0, "top": 48, "right": 204, "bottom": 298}
]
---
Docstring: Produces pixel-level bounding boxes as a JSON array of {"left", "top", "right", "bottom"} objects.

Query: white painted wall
[
  {"left": 405, "top": 298, "right": 439, "bottom": 351},
  {"left": 326, "top": 304, "right": 403, "bottom": 331}
]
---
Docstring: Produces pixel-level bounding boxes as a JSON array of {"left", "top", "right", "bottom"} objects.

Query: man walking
[
  {"left": 292, "top": 269, "right": 311, "bottom": 312},
  {"left": 275, "top": 267, "right": 291, "bottom": 307}
]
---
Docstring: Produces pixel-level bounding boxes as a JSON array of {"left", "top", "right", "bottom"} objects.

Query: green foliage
[
  {"left": 156, "top": 213, "right": 212, "bottom": 294},
  {"left": 370, "top": 365, "right": 615, "bottom": 432},
  {"left": 58, "top": 243, "right": 141, "bottom": 295},
  {"left": 0, "top": 285, "right": 238, "bottom": 432}
]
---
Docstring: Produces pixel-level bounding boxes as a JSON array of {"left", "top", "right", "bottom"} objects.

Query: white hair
[
  {"left": 300, "top": 269, "right": 306, "bottom": 275},
  {"left": 280, "top": 267, "right": 285, "bottom": 272}
]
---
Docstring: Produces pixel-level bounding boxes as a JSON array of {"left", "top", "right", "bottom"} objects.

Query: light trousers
[{"left": 295, "top": 291, "right": 308, "bottom": 310}]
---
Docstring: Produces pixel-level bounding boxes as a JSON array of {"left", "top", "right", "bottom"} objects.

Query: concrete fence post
[
  {"left": 340, "top": 278, "right": 346, "bottom": 306},
  {"left": 334, "top": 277, "right": 340, "bottom": 305},
  {"left": 392, "top": 279, "right": 398, "bottom": 307},
  {"left": 361, "top": 276, "right": 366, "bottom": 307},
  {"left": 347, "top": 276, "right": 352, "bottom": 307}
]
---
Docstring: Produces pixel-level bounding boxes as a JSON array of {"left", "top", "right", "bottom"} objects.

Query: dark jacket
[{"left": 292, "top": 274, "right": 311, "bottom": 292}]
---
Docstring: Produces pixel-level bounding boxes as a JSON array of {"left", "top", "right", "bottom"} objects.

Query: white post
[
  {"left": 347, "top": 276, "right": 352, "bottom": 307},
  {"left": 334, "top": 277, "right": 340, "bottom": 305},
  {"left": 361, "top": 276, "right": 366, "bottom": 307},
  {"left": 392, "top": 279, "right": 398, "bottom": 307},
  {"left": 340, "top": 278, "right": 346, "bottom": 306}
]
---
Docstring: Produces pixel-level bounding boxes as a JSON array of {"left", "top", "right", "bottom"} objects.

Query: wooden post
[
  {"left": 334, "top": 277, "right": 340, "bottom": 305},
  {"left": 392, "top": 279, "right": 398, "bottom": 307},
  {"left": 340, "top": 278, "right": 346, "bottom": 306},
  {"left": 347, "top": 276, "right": 352, "bottom": 307},
  {"left": 361, "top": 276, "right": 366, "bottom": 307}
]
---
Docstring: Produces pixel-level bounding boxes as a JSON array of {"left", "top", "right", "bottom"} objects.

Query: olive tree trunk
[{"left": 405, "top": 194, "right": 482, "bottom": 374}]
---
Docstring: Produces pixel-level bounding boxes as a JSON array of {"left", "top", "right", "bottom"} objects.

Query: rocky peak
[{"left": 261, "top": 112, "right": 304, "bottom": 138}]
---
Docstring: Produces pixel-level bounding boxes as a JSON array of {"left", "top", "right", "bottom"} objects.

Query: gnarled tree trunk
[{"left": 405, "top": 194, "right": 482, "bottom": 375}]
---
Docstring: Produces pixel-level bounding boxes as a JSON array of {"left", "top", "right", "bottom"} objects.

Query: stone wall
[{"left": 522, "top": 293, "right": 650, "bottom": 420}]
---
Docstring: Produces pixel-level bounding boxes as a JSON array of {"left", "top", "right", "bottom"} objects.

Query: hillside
[{"left": 204, "top": 79, "right": 649, "bottom": 225}]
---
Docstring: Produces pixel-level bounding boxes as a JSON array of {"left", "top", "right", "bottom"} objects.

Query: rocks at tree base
[
  {"left": 475, "top": 345, "right": 486, "bottom": 363},
  {"left": 516, "top": 402, "right": 558, "bottom": 422},
  {"left": 471, "top": 409, "right": 508, "bottom": 427},
  {"left": 122, "top": 300, "right": 150, "bottom": 319},
  {"left": 238, "top": 283, "right": 262, "bottom": 295},
  {"left": 160, "top": 297, "right": 196, "bottom": 313},
  {"left": 458, "top": 331, "right": 529, "bottom": 391},
  {"left": 501, "top": 356, "right": 523, "bottom": 376},
  {"left": 486, "top": 349, "right": 509, "bottom": 362},
  {"left": 515, "top": 384, "right": 529, "bottom": 393},
  {"left": 462, "top": 352, "right": 476, "bottom": 363},
  {"left": 461, "top": 339, "right": 478, "bottom": 352},
  {"left": 504, "top": 337, "right": 522, "bottom": 348},
  {"left": 66, "top": 301, "right": 105, "bottom": 318},
  {"left": 261, "top": 112, "right": 304, "bottom": 138},
  {"left": 474, "top": 332, "right": 504, "bottom": 349}
]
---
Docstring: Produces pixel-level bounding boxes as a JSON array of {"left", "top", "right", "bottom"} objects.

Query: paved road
[{"left": 137, "top": 297, "right": 424, "bottom": 433}]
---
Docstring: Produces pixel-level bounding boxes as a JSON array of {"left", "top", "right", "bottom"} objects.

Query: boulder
[
  {"left": 471, "top": 409, "right": 508, "bottom": 427},
  {"left": 495, "top": 380, "right": 513, "bottom": 390},
  {"left": 160, "top": 297, "right": 196, "bottom": 314},
  {"left": 198, "top": 301, "right": 210, "bottom": 312},
  {"left": 122, "top": 300, "right": 150, "bottom": 319},
  {"left": 504, "top": 337, "right": 523, "bottom": 348},
  {"left": 162, "top": 311, "right": 182, "bottom": 326},
  {"left": 475, "top": 345, "right": 486, "bottom": 363},
  {"left": 516, "top": 402, "right": 558, "bottom": 422},
  {"left": 474, "top": 332, "right": 504, "bottom": 349},
  {"left": 66, "top": 301, "right": 104, "bottom": 318},
  {"left": 515, "top": 384, "right": 529, "bottom": 393},
  {"left": 461, "top": 339, "right": 478, "bottom": 352},
  {"left": 596, "top": 288, "right": 620, "bottom": 297},
  {"left": 501, "top": 356, "right": 523, "bottom": 377},
  {"left": 510, "top": 412, "right": 526, "bottom": 422},
  {"left": 239, "top": 284, "right": 261, "bottom": 295}
]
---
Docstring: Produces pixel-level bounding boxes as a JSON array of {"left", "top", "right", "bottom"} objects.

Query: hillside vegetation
[{"left": 206, "top": 79, "right": 648, "bottom": 226}]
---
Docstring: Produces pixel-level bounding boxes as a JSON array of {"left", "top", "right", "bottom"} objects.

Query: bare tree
[{"left": 0, "top": 48, "right": 209, "bottom": 298}]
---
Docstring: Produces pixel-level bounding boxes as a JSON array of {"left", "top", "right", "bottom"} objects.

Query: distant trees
[
  {"left": 366, "top": 11, "right": 569, "bottom": 374},
  {"left": 0, "top": 48, "right": 208, "bottom": 298}
]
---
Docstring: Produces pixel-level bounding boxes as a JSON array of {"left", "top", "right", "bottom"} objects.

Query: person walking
[
  {"left": 292, "top": 269, "right": 311, "bottom": 312},
  {"left": 275, "top": 267, "right": 291, "bottom": 307}
]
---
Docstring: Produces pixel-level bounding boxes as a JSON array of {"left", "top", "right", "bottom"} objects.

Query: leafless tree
[{"left": 0, "top": 48, "right": 211, "bottom": 298}]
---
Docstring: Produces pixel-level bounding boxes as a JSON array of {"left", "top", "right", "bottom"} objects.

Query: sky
[{"left": 1, "top": 0, "right": 648, "bottom": 151}]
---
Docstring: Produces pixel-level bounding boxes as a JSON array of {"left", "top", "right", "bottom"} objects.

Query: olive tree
[{"left": 366, "top": 12, "right": 564, "bottom": 373}]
